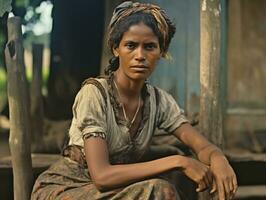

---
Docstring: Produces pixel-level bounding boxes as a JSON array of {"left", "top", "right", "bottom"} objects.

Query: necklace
[{"left": 113, "top": 80, "right": 141, "bottom": 128}]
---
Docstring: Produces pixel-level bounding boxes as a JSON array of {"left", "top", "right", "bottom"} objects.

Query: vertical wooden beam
[
  {"left": 199, "top": 0, "right": 223, "bottom": 199},
  {"left": 31, "top": 43, "right": 44, "bottom": 152},
  {"left": 5, "top": 17, "right": 33, "bottom": 200},
  {"left": 199, "top": 0, "right": 223, "bottom": 146}
]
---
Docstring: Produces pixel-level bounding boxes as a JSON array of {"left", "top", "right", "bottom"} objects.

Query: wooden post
[
  {"left": 199, "top": 0, "right": 223, "bottom": 199},
  {"left": 31, "top": 43, "right": 44, "bottom": 152},
  {"left": 199, "top": 0, "right": 223, "bottom": 146},
  {"left": 5, "top": 17, "right": 33, "bottom": 200}
]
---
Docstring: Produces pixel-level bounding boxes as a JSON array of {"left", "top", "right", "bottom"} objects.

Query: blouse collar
[{"left": 105, "top": 72, "right": 151, "bottom": 139}]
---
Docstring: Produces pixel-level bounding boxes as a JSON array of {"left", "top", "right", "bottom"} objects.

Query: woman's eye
[
  {"left": 145, "top": 44, "right": 157, "bottom": 50},
  {"left": 125, "top": 43, "right": 136, "bottom": 49}
]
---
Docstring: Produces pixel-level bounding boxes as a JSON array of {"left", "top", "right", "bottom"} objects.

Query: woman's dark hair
[{"left": 105, "top": 11, "right": 176, "bottom": 75}]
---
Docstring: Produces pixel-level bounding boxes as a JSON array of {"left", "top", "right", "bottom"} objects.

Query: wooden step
[
  {"left": 236, "top": 185, "right": 266, "bottom": 200},
  {"left": 226, "top": 151, "right": 266, "bottom": 185},
  {"left": 0, "top": 153, "right": 61, "bottom": 200}
]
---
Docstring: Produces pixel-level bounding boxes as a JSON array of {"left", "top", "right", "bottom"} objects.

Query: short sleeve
[
  {"left": 72, "top": 84, "right": 107, "bottom": 140},
  {"left": 156, "top": 88, "right": 188, "bottom": 134}
]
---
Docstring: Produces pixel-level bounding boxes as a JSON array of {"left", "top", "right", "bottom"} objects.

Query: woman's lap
[{"left": 31, "top": 157, "right": 182, "bottom": 200}]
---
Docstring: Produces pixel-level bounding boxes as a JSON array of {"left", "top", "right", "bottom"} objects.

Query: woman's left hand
[{"left": 209, "top": 153, "right": 238, "bottom": 200}]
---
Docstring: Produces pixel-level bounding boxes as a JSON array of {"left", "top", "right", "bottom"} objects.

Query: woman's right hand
[{"left": 178, "top": 156, "right": 213, "bottom": 192}]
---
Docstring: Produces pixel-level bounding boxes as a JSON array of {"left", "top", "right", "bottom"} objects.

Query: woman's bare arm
[
  {"left": 173, "top": 123, "right": 218, "bottom": 163},
  {"left": 84, "top": 137, "right": 209, "bottom": 192},
  {"left": 84, "top": 137, "right": 180, "bottom": 191},
  {"left": 173, "top": 123, "right": 238, "bottom": 200}
]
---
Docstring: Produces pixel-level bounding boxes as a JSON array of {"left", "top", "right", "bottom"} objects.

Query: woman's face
[{"left": 113, "top": 23, "right": 161, "bottom": 81}]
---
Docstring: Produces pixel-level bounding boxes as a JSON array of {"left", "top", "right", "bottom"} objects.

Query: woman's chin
[{"left": 129, "top": 72, "right": 150, "bottom": 81}]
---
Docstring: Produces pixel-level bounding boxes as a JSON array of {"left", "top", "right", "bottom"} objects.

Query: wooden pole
[
  {"left": 31, "top": 43, "right": 44, "bottom": 152},
  {"left": 199, "top": 0, "right": 223, "bottom": 146},
  {"left": 5, "top": 17, "right": 33, "bottom": 200},
  {"left": 199, "top": 0, "right": 223, "bottom": 199}
]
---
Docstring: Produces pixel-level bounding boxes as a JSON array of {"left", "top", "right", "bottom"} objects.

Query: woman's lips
[{"left": 130, "top": 65, "right": 149, "bottom": 72}]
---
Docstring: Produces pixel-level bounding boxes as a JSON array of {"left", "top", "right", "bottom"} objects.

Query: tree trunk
[
  {"left": 31, "top": 43, "right": 44, "bottom": 152},
  {"left": 5, "top": 17, "right": 33, "bottom": 200},
  {"left": 199, "top": 0, "right": 223, "bottom": 199}
]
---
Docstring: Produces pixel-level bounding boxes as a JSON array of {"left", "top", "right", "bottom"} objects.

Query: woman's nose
[{"left": 135, "top": 47, "right": 146, "bottom": 61}]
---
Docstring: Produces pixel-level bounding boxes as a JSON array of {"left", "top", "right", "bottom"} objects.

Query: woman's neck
[{"left": 114, "top": 70, "right": 144, "bottom": 98}]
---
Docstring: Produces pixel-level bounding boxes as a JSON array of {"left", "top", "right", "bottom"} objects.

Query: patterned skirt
[{"left": 31, "top": 146, "right": 193, "bottom": 200}]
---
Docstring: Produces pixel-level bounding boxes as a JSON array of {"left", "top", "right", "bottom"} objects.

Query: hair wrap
[{"left": 108, "top": 1, "right": 171, "bottom": 55}]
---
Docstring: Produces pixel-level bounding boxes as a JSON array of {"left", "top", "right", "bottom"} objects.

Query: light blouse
[{"left": 68, "top": 77, "right": 188, "bottom": 164}]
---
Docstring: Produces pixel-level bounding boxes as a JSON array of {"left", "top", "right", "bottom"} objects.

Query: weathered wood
[
  {"left": 31, "top": 43, "right": 44, "bottom": 152},
  {"left": 226, "top": 0, "right": 266, "bottom": 147},
  {"left": 227, "top": 108, "right": 266, "bottom": 115},
  {"left": 199, "top": 0, "right": 223, "bottom": 199},
  {"left": 199, "top": 0, "right": 223, "bottom": 146},
  {"left": 227, "top": 0, "right": 266, "bottom": 105},
  {"left": 4, "top": 17, "right": 33, "bottom": 200},
  {"left": 0, "top": 154, "right": 61, "bottom": 200},
  {"left": 236, "top": 185, "right": 266, "bottom": 199}
]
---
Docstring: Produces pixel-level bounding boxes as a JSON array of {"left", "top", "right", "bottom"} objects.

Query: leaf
[
  {"left": 0, "top": 0, "right": 12, "bottom": 17},
  {"left": 16, "top": 0, "right": 28, "bottom": 7}
]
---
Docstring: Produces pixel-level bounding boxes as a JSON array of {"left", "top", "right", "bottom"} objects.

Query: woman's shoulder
[
  {"left": 82, "top": 76, "right": 109, "bottom": 91},
  {"left": 76, "top": 77, "right": 109, "bottom": 103},
  {"left": 146, "top": 84, "right": 180, "bottom": 110},
  {"left": 81, "top": 76, "right": 108, "bottom": 89},
  {"left": 145, "top": 83, "right": 171, "bottom": 98}
]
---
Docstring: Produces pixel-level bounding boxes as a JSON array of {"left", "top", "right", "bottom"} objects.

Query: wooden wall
[
  {"left": 144, "top": 0, "right": 266, "bottom": 151},
  {"left": 143, "top": 0, "right": 200, "bottom": 118},
  {"left": 226, "top": 0, "right": 266, "bottom": 150}
]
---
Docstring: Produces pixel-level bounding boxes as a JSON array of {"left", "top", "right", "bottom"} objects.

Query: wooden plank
[
  {"left": 227, "top": 108, "right": 266, "bottom": 115},
  {"left": 0, "top": 154, "right": 61, "bottom": 168},
  {"left": 0, "top": 154, "right": 61, "bottom": 200},
  {"left": 226, "top": 151, "right": 266, "bottom": 162},
  {"left": 236, "top": 185, "right": 266, "bottom": 199}
]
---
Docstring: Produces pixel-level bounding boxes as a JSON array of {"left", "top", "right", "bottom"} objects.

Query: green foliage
[
  {"left": 0, "top": 0, "right": 12, "bottom": 17},
  {"left": 0, "top": 30, "right": 5, "bottom": 67},
  {"left": 15, "top": 0, "right": 28, "bottom": 7},
  {"left": 0, "top": 68, "right": 7, "bottom": 111}
]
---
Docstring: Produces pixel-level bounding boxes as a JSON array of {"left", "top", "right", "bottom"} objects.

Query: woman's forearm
[
  {"left": 173, "top": 123, "right": 225, "bottom": 165},
  {"left": 92, "top": 155, "right": 184, "bottom": 191},
  {"left": 197, "top": 144, "right": 224, "bottom": 165}
]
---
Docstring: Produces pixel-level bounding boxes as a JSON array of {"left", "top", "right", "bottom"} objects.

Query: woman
[{"left": 31, "top": 1, "right": 237, "bottom": 200}]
